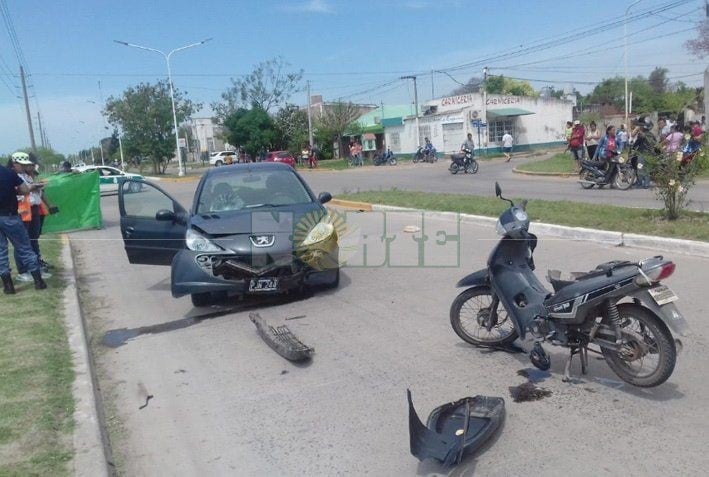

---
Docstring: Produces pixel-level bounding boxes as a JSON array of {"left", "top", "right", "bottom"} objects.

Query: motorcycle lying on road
[
  {"left": 578, "top": 153, "right": 636, "bottom": 190},
  {"left": 373, "top": 148, "right": 398, "bottom": 166},
  {"left": 412, "top": 146, "right": 438, "bottom": 163},
  {"left": 449, "top": 182, "right": 688, "bottom": 387},
  {"left": 449, "top": 148, "right": 479, "bottom": 175}
]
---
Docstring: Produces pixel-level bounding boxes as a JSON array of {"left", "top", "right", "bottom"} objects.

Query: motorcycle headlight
[
  {"left": 186, "top": 228, "right": 222, "bottom": 252},
  {"left": 495, "top": 219, "right": 506, "bottom": 236},
  {"left": 303, "top": 222, "right": 335, "bottom": 246},
  {"left": 513, "top": 209, "right": 528, "bottom": 222}
]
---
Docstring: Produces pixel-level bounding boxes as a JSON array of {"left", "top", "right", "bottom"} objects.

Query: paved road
[
  {"left": 74, "top": 183, "right": 709, "bottom": 476},
  {"left": 296, "top": 155, "right": 709, "bottom": 211}
]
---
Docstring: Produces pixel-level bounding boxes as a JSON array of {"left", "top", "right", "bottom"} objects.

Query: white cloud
[{"left": 283, "top": 0, "right": 335, "bottom": 14}]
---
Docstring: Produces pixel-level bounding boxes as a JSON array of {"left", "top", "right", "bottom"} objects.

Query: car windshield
[{"left": 197, "top": 169, "right": 312, "bottom": 214}]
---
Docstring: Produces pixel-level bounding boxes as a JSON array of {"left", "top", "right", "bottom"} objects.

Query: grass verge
[
  {"left": 339, "top": 190, "right": 709, "bottom": 242},
  {"left": 516, "top": 152, "right": 576, "bottom": 174},
  {"left": 0, "top": 236, "right": 74, "bottom": 475}
]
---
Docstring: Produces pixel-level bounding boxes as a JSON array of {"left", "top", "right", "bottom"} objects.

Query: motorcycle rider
[
  {"left": 423, "top": 137, "right": 436, "bottom": 161},
  {"left": 459, "top": 133, "right": 475, "bottom": 166},
  {"left": 630, "top": 120, "right": 656, "bottom": 189}
]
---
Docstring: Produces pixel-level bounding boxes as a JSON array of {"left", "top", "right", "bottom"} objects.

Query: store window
[
  {"left": 488, "top": 119, "right": 515, "bottom": 143},
  {"left": 389, "top": 132, "right": 401, "bottom": 152},
  {"left": 418, "top": 125, "right": 431, "bottom": 146}
]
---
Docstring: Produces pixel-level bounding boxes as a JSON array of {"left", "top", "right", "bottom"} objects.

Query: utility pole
[
  {"left": 20, "top": 66, "right": 36, "bottom": 152},
  {"left": 482, "top": 66, "right": 488, "bottom": 156},
  {"left": 401, "top": 75, "right": 419, "bottom": 148},
  {"left": 624, "top": 0, "right": 642, "bottom": 128},
  {"left": 430, "top": 70, "right": 434, "bottom": 100},
  {"left": 306, "top": 80, "right": 313, "bottom": 147},
  {"left": 37, "top": 111, "right": 45, "bottom": 148}
]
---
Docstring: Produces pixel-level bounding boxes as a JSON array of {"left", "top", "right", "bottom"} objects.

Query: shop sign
[
  {"left": 486, "top": 96, "right": 521, "bottom": 105},
  {"left": 441, "top": 94, "right": 473, "bottom": 107}
]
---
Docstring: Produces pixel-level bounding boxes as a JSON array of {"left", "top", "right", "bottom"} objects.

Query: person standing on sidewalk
[
  {"left": 569, "top": 120, "right": 586, "bottom": 172},
  {"left": 585, "top": 121, "right": 601, "bottom": 160},
  {"left": 502, "top": 131, "right": 514, "bottom": 162},
  {"left": 0, "top": 156, "right": 47, "bottom": 294}
]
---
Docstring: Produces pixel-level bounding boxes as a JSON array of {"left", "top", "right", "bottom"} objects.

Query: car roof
[{"left": 204, "top": 162, "right": 292, "bottom": 178}]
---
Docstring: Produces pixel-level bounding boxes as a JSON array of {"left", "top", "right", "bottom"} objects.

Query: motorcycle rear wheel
[
  {"left": 579, "top": 170, "right": 595, "bottom": 189},
  {"left": 389, "top": 157, "right": 397, "bottom": 166},
  {"left": 601, "top": 304, "right": 676, "bottom": 387},
  {"left": 613, "top": 167, "right": 636, "bottom": 191},
  {"left": 450, "top": 287, "right": 518, "bottom": 346},
  {"left": 412, "top": 155, "right": 419, "bottom": 163},
  {"left": 449, "top": 163, "right": 460, "bottom": 174}
]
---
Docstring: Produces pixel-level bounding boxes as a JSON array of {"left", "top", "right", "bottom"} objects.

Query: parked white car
[
  {"left": 209, "top": 150, "right": 237, "bottom": 167},
  {"left": 74, "top": 165, "right": 144, "bottom": 195}
]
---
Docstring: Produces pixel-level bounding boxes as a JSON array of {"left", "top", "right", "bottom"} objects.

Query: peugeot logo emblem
[{"left": 250, "top": 235, "right": 275, "bottom": 247}]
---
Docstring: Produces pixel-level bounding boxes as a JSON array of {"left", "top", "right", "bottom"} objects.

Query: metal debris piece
[
  {"left": 285, "top": 315, "right": 307, "bottom": 321},
  {"left": 249, "top": 312, "right": 314, "bottom": 361},
  {"left": 403, "top": 225, "right": 421, "bottom": 233},
  {"left": 139, "top": 394, "right": 154, "bottom": 410}
]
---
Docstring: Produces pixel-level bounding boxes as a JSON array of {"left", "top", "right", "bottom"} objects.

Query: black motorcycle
[
  {"left": 449, "top": 148, "right": 478, "bottom": 175},
  {"left": 412, "top": 146, "right": 437, "bottom": 163},
  {"left": 449, "top": 182, "right": 687, "bottom": 387},
  {"left": 578, "top": 153, "right": 635, "bottom": 190},
  {"left": 373, "top": 148, "right": 398, "bottom": 166}
]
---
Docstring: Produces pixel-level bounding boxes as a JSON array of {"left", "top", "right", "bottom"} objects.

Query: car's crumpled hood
[{"left": 190, "top": 203, "right": 326, "bottom": 254}]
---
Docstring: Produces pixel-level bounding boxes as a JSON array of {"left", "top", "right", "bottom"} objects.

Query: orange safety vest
[
  {"left": 39, "top": 201, "right": 49, "bottom": 216},
  {"left": 17, "top": 194, "right": 32, "bottom": 222}
]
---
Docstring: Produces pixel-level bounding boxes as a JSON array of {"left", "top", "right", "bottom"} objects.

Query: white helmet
[{"left": 11, "top": 151, "right": 33, "bottom": 165}]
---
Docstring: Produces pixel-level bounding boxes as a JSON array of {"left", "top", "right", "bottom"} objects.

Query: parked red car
[{"left": 264, "top": 151, "right": 296, "bottom": 168}]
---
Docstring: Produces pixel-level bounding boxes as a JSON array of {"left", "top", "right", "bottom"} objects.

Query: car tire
[
  {"left": 326, "top": 268, "right": 340, "bottom": 289},
  {"left": 191, "top": 292, "right": 212, "bottom": 307},
  {"left": 215, "top": 160, "right": 223, "bottom": 167}
]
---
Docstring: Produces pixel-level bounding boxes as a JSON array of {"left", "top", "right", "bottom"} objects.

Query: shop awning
[
  {"left": 486, "top": 108, "right": 534, "bottom": 117},
  {"left": 381, "top": 117, "right": 403, "bottom": 127},
  {"left": 362, "top": 125, "right": 384, "bottom": 134}
]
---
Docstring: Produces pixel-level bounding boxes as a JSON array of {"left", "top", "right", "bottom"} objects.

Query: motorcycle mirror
[
  {"left": 495, "top": 182, "right": 502, "bottom": 197},
  {"left": 521, "top": 199, "right": 528, "bottom": 210}
]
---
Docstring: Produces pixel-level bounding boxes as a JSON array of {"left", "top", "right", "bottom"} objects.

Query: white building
[
  {"left": 385, "top": 93, "right": 573, "bottom": 155},
  {"left": 188, "top": 118, "right": 230, "bottom": 154}
]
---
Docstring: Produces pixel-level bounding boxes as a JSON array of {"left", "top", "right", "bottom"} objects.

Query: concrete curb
[
  {"left": 330, "top": 202, "right": 709, "bottom": 258},
  {"left": 61, "top": 235, "right": 110, "bottom": 477},
  {"left": 512, "top": 167, "right": 577, "bottom": 177},
  {"left": 329, "top": 198, "right": 373, "bottom": 211}
]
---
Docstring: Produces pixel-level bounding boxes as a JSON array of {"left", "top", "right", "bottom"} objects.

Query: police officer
[{"left": 0, "top": 152, "right": 47, "bottom": 294}]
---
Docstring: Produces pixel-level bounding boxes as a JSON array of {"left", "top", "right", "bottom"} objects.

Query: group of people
[
  {"left": 348, "top": 140, "right": 363, "bottom": 166},
  {"left": 565, "top": 115, "right": 705, "bottom": 186},
  {"left": 1, "top": 151, "right": 53, "bottom": 294}
]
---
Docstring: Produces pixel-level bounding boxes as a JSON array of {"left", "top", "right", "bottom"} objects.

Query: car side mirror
[
  {"left": 156, "top": 209, "right": 176, "bottom": 222},
  {"left": 318, "top": 192, "right": 332, "bottom": 204},
  {"left": 495, "top": 182, "right": 502, "bottom": 197}
]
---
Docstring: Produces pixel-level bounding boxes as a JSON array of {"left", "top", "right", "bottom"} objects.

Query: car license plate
[
  {"left": 249, "top": 278, "right": 279, "bottom": 292},
  {"left": 648, "top": 285, "right": 678, "bottom": 306}
]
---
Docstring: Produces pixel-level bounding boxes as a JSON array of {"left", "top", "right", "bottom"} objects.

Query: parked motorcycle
[
  {"left": 373, "top": 148, "right": 398, "bottom": 166},
  {"left": 578, "top": 153, "right": 635, "bottom": 190},
  {"left": 412, "top": 146, "right": 437, "bottom": 163},
  {"left": 449, "top": 182, "right": 687, "bottom": 387},
  {"left": 449, "top": 148, "right": 479, "bottom": 174}
]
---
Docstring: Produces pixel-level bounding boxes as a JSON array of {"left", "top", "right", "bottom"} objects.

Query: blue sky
[{"left": 0, "top": 0, "right": 706, "bottom": 155}]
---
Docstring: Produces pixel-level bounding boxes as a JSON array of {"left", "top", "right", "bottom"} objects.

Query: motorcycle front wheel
[
  {"left": 579, "top": 170, "right": 595, "bottom": 189},
  {"left": 601, "top": 304, "right": 676, "bottom": 387},
  {"left": 389, "top": 157, "right": 397, "bottom": 166},
  {"left": 450, "top": 287, "right": 518, "bottom": 346},
  {"left": 412, "top": 155, "right": 419, "bottom": 163},
  {"left": 613, "top": 167, "right": 636, "bottom": 191},
  {"left": 467, "top": 161, "right": 479, "bottom": 174},
  {"left": 449, "top": 163, "right": 460, "bottom": 174}
]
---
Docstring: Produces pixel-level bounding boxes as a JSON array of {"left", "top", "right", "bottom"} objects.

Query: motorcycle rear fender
[
  {"left": 627, "top": 289, "right": 691, "bottom": 337},
  {"left": 456, "top": 268, "right": 489, "bottom": 288}
]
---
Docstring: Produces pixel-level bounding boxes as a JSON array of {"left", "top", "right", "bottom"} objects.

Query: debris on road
[
  {"left": 517, "top": 368, "right": 551, "bottom": 383},
  {"left": 139, "top": 394, "right": 154, "bottom": 410},
  {"left": 407, "top": 389, "right": 505, "bottom": 466},
  {"left": 249, "top": 312, "right": 314, "bottom": 362},
  {"left": 508, "top": 382, "right": 552, "bottom": 403},
  {"left": 285, "top": 315, "right": 307, "bottom": 321},
  {"left": 403, "top": 225, "right": 421, "bottom": 233}
]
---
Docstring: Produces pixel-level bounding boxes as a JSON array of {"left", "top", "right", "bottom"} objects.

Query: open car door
[{"left": 118, "top": 179, "right": 188, "bottom": 265}]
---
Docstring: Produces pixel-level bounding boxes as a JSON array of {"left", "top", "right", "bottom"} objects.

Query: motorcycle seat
[{"left": 545, "top": 265, "right": 638, "bottom": 306}]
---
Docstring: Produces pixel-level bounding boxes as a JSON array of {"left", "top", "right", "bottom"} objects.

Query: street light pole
[
  {"left": 114, "top": 38, "right": 212, "bottom": 176},
  {"left": 401, "top": 75, "right": 419, "bottom": 148},
  {"left": 624, "top": 0, "right": 642, "bottom": 127}
]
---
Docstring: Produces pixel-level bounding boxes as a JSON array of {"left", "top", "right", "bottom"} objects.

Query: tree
[
  {"left": 104, "top": 81, "right": 199, "bottom": 174},
  {"left": 685, "top": 19, "right": 709, "bottom": 59},
  {"left": 213, "top": 57, "right": 303, "bottom": 119},
  {"left": 484, "top": 75, "right": 537, "bottom": 96},
  {"left": 648, "top": 67, "right": 669, "bottom": 94},
  {"left": 222, "top": 107, "right": 278, "bottom": 158},
  {"left": 274, "top": 103, "right": 308, "bottom": 154},
  {"left": 316, "top": 101, "right": 362, "bottom": 158}
]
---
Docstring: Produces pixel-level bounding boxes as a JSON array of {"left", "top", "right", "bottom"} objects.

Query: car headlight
[
  {"left": 185, "top": 228, "right": 222, "bottom": 252},
  {"left": 302, "top": 222, "right": 335, "bottom": 246}
]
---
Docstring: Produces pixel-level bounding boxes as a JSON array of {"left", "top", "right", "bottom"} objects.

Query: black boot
[
  {"left": 1, "top": 273, "right": 15, "bottom": 294},
  {"left": 31, "top": 270, "right": 47, "bottom": 290}
]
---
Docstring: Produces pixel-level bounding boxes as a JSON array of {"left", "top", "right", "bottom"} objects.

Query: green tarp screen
[{"left": 40, "top": 171, "right": 102, "bottom": 233}]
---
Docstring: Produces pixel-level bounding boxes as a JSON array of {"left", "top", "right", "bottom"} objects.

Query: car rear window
[
  {"left": 276, "top": 152, "right": 290, "bottom": 158},
  {"left": 197, "top": 169, "right": 312, "bottom": 213}
]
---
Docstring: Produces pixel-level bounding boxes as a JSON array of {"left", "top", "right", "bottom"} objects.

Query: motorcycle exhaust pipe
[{"left": 577, "top": 180, "right": 596, "bottom": 186}]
